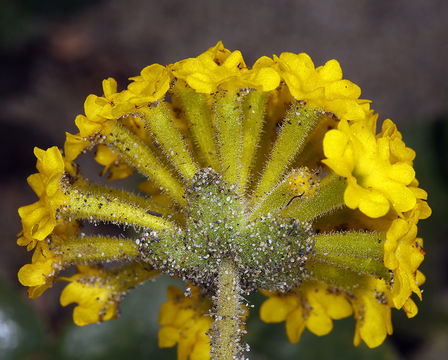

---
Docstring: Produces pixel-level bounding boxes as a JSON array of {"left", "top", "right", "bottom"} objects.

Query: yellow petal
[
  {"left": 306, "top": 307, "right": 333, "bottom": 336},
  {"left": 402, "top": 298, "right": 418, "bottom": 318},
  {"left": 316, "top": 59, "right": 342, "bottom": 82},
  {"left": 357, "top": 188, "right": 390, "bottom": 218},
  {"left": 323, "top": 129, "right": 349, "bottom": 159},
  {"left": 64, "top": 132, "right": 89, "bottom": 162},
  {"left": 158, "top": 301, "right": 179, "bottom": 326},
  {"left": 18, "top": 263, "right": 50, "bottom": 287},
  {"left": 158, "top": 326, "right": 180, "bottom": 348},
  {"left": 325, "top": 80, "right": 361, "bottom": 100},
  {"left": 285, "top": 307, "right": 305, "bottom": 344},
  {"left": 102, "top": 77, "right": 117, "bottom": 98},
  {"left": 260, "top": 295, "right": 297, "bottom": 323}
]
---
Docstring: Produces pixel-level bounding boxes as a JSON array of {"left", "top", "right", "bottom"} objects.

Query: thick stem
[{"left": 213, "top": 259, "right": 242, "bottom": 360}]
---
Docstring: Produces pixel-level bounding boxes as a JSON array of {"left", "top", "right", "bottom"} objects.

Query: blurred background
[{"left": 1, "top": 0, "right": 447, "bottom": 359}]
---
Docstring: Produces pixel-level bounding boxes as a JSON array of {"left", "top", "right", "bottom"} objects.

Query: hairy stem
[{"left": 213, "top": 259, "right": 242, "bottom": 360}]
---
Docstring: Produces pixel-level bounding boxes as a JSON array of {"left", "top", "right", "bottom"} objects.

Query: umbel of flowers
[{"left": 18, "top": 42, "right": 430, "bottom": 359}]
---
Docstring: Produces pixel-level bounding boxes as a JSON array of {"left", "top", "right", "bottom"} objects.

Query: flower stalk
[
  {"left": 213, "top": 259, "right": 242, "bottom": 360},
  {"left": 63, "top": 180, "right": 175, "bottom": 231},
  {"left": 173, "top": 83, "right": 220, "bottom": 169},
  {"left": 105, "top": 120, "right": 186, "bottom": 205},
  {"left": 251, "top": 103, "right": 325, "bottom": 204}
]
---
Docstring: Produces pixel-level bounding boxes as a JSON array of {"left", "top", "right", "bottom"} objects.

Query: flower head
[
  {"left": 323, "top": 114, "right": 420, "bottom": 218},
  {"left": 17, "top": 42, "right": 430, "bottom": 358}
]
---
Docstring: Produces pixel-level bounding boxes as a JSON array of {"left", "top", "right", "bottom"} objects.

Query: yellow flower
[
  {"left": 93, "top": 78, "right": 134, "bottom": 120},
  {"left": 158, "top": 285, "right": 212, "bottom": 360},
  {"left": 274, "top": 52, "right": 370, "bottom": 122},
  {"left": 170, "top": 41, "right": 280, "bottom": 93},
  {"left": 17, "top": 236, "right": 63, "bottom": 298},
  {"left": 377, "top": 119, "right": 416, "bottom": 164},
  {"left": 60, "top": 264, "right": 159, "bottom": 326},
  {"left": 127, "top": 64, "right": 171, "bottom": 105},
  {"left": 322, "top": 114, "right": 418, "bottom": 218},
  {"left": 18, "top": 220, "right": 80, "bottom": 298},
  {"left": 17, "top": 146, "right": 66, "bottom": 250},
  {"left": 352, "top": 279, "right": 393, "bottom": 348},
  {"left": 385, "top": 217, "right": 427, "bottom": 311},
  {"left": 75, "top": 78, "right": 133, "bottom": 138},
  {"left": 260, "top": 282, "right": 353, "bottom": 344},
  {"left": 260, "top": 278, "right": 394, "bottom": 349},
  {"left": 60, "top": 267, "right": 119, "bottom": 326}
]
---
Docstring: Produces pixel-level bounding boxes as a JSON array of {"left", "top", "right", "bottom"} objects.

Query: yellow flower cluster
[
  {"left": 260, "top": 274, "right": 396, "bottom": 348},
  {"left": 17, "top": 147, "right": 67, "bottom": 250},
  {"left": 158, "top": 285, "right": 212, "bottom": 360},
  {"left": 17, "top": 42, "right": 430, "bottom": 358},
  {"left": 17, "top": 148, "right": 156, "bottom": 321},
  {"left": 260, "top": 278, "right": 396, "bottom": 348},
  {"left": 63, "top": 41, "right": 375, "bottom": 179}
]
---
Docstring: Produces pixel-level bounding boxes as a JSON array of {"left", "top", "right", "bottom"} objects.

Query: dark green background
[{"left": 1, "top": 1, "right": 447, "bottom": 359}]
